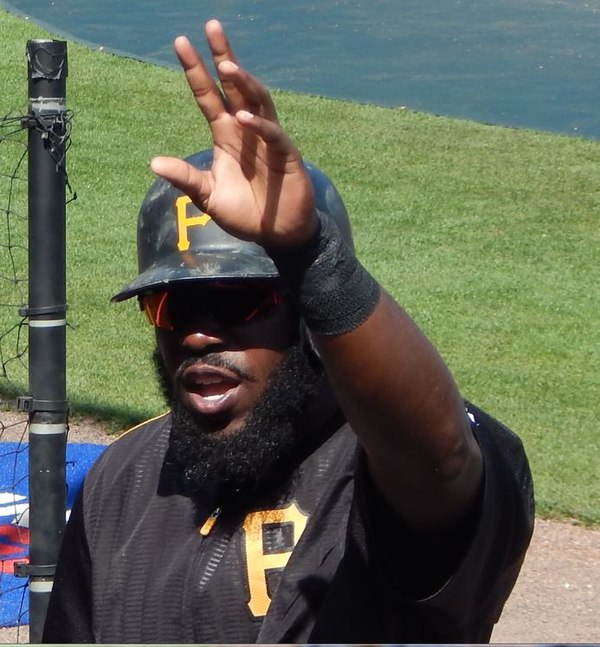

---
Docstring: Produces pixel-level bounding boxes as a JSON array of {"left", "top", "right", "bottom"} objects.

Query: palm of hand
[{"left": 204, "top": 140, "right": 315, "bottom": 247}]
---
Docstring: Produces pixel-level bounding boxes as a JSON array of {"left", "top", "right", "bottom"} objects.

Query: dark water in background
[{"left": 2, "top": 0, "right": 600, "bottom": 139}]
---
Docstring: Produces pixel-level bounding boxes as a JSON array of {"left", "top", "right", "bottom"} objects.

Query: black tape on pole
[{"left": 24, "top": 39, "right": 69, "bottom": 645}]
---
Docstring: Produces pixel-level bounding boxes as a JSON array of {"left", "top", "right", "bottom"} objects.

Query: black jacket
[{"left": 43, "top": 403, "right": 534, "bottom": 643}]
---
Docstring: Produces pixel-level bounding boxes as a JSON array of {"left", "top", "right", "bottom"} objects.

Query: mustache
[{"left": 174, "top": 353, "right": 255, "bottom": 384}]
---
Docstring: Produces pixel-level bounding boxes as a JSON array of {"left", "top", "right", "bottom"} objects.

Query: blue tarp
[{"left": 0, "top": 442, "right": 105, "bottom": 627}]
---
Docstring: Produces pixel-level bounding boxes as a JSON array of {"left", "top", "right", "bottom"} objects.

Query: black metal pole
[{"left": 21, "top": 39, "right": 69, "bottom": 644}]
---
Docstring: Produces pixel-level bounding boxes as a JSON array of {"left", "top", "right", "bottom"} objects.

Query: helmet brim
[
  {"left": 111, "top": 249, "right": 279, "bottom": 302},
  {"left": 111, "top": 152, "right": 353, "bottom": 304}
]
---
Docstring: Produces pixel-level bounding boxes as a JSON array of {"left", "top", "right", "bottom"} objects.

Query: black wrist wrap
[{"left": 267, "top": 211, "right": 381, "bottom": 335}]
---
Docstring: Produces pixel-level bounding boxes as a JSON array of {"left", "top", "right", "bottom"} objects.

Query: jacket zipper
[{"left": 198, "top": 507, "right": 221, "bottom": 536}]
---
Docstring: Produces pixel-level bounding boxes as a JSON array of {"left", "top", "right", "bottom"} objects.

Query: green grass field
[{"left": 0, "top": 9, "right": 598, "bottom": 524}]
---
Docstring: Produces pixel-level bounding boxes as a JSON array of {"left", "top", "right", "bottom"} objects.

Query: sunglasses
[{"left": 140, "top": 283, "right": 283, "bottom": 331}]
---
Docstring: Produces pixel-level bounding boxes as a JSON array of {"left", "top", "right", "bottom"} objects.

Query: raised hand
[{"left": 150, "top": 19, "right": 318, "bottom": 248}]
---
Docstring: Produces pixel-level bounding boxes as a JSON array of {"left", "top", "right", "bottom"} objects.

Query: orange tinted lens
[
  {"left": 142, "top": 292, "right": 172, "bottom": 330},
  {"left": 141, "top": 285, "right": 282, "bottom": 330}
]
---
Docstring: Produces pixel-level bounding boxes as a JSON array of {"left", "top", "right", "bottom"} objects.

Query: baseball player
[{"left": 42, "top": 19, "right": 533, "bottom": 643}]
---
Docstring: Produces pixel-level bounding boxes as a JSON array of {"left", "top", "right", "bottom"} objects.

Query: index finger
[{"left": 174, "top": 35, "right": 225, "bottom": 124}]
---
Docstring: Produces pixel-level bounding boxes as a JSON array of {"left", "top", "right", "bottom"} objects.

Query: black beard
[{"left": 153, "top": 342, "right": 332, "bottom": 508}]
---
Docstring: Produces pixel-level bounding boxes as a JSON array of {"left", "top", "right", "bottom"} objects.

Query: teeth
[
  {"left": 199, "top": 376, "right": 224, "bottom": 386},
  {"left": 184, "top": 369, "right": 238, "bottom": 402}
]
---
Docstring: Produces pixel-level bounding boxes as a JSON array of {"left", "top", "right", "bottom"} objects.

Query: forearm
[
  {"left": 269, "top": 212, "right": 482, "bottom": 532},
  {"left": 316, "top": 294, "right": 482, "bottom": 530}
]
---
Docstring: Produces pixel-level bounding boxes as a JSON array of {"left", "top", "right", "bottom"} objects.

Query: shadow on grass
[{"left": 1, "top": 384, "right": 155, "bottom": 435}]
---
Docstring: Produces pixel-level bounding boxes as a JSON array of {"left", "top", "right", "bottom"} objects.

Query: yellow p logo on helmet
[{"left": 175, "top": 195, "right": 211, "bottom": 251}]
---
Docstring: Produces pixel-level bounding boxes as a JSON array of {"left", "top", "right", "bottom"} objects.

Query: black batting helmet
[{"left": 112, "top": 150, "right": 353, "bottom": 302}]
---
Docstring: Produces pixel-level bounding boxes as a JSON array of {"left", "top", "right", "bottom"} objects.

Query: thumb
[{"left": 150, "top": 156, "right": 212, "bottom": 207}]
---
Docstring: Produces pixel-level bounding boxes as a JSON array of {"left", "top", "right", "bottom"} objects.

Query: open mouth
[
  {"left": 189, "top": 374, "right": 240, "bottom": 400},
  {"left": 180, "top": 365, "right": 242, "bottom": 413}
]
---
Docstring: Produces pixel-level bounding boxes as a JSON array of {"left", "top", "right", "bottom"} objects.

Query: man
[{"left": 42, "top": 19, "right": 533, "bottom": 644}]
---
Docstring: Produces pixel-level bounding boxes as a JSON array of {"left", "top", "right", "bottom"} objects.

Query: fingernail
[{"left": 219, "top": 60, "right": 239, "bottom": 72}]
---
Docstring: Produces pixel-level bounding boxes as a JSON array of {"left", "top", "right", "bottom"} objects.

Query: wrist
[{"left": 267, "top": 211, "right": 380, "bottom": 335}]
